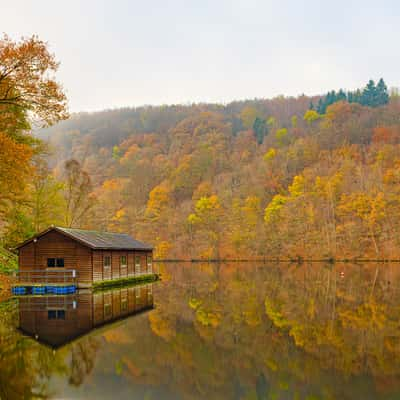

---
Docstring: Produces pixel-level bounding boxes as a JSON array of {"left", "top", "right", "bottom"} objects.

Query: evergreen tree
[
  {"left": 361, "top": 79, "right": 377, "bottom": 107},
  {"left": 337, "top": 89, "right": 346, "bottom": 102},
  {"left": 309, "top": 101, "right": 314, "bottom": 110},
  {"left": 316, "top": 98, "right": 324, "bottom": 114},
  {"left": 347, "top": 91, "right": 353, "bottom": 103},
  {"left": 253, "top": 117, "right": 268, "bottom": 145},
  {"left": 376, "top": 78, "right": 389, "bottom": 106}
]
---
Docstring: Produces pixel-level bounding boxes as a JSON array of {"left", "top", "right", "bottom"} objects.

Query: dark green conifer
[{"left": 253, "top": 117, "right": 268, "bottom": 145}]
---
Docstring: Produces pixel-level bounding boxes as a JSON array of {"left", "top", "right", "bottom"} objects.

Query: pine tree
[
  {"left": 253, "top": 117, "right": 268, "bottom": 145},
  {"left": 362, "top": 79, "right": 377, "bottom": 107},
  {"left": 317, "top": 98, "right": 324, "bottom": 114},
  {"left": 337, "top": 89, "right": 346, "bottom": 102},
  {"left": 376, "top": 78, "right": 389, "bottom": 106}
]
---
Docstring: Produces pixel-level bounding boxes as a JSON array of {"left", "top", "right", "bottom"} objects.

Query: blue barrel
[
  {"left": 46, "top": 286, "right": 55, "bottom": 294},
  {"left": 13, "top": 287, "right": 26, "bottom": 295},
  {"left": 33, "top": 287, "right": 45, "bottom": 295}
]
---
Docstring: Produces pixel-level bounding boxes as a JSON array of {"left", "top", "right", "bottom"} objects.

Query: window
[
  {"left": 48, "top": 310, "right": 66, "bottom": 320},
  {"left": 120, "top": 255, "right": 127, "bottom": 268},
  {"left": 104, "top": 255, "right": 111, "bottom": 268},
  {"left": 147, "top": 255, "right": 152, "bottom": 272},
  {"left": 47, "top": 258, "right": 64, "bottom": 268},
  {"left": 135, "top": 256, "right": 141, "bottom": 273},
  {"left": 121, "top": 298, "right": 128, "bottom": 311}
]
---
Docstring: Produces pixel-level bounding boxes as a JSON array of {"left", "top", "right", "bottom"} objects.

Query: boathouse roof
[{"left": 16, "top": 226, "right": 153, "bottom": 251}]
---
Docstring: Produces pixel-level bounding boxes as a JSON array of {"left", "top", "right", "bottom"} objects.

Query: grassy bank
[{"left": 92, "top": 273, "right": 159, "bottom": 290}]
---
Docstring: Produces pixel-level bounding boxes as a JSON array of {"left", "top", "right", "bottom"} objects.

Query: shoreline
[{"left": 154, "top": 258, "right": 400, "bottom": 263}]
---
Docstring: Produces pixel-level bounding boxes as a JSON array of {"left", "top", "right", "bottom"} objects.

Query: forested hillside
[
  {"left": 0, "top": 35, "right": 398, "bottom": 260},
  {"left": 29, "top": 79, "right": 400, "bottom": 260}
]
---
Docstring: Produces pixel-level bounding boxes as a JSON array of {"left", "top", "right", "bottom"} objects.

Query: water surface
[{"left": 1, "top": 262, "right": 400, "bottom": 399}]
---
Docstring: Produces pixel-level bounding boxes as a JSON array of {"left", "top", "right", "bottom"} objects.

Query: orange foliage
[
  {"left": 372, "top": 125, "right": 400, "bottom": 144},
  {"left": 0, "top": 34, "right": 68, "bottom": 128},
  {"left": 0, "top": 132, "right": 32, "bottom": 207}
]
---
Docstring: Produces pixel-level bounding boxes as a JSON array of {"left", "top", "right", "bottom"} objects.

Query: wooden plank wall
[
  {"left": 92, "top": 250, "right": 152, "bottom": 282},
  {"left": 18, "top": 231, "right": 92, "bottom": 285}
]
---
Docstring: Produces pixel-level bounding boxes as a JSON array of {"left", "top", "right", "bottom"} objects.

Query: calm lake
[{"left": 1, "top": 262, "right": 400, "bottom": 399}]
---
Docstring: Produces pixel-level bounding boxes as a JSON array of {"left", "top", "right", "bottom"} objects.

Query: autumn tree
[
  {"left": 0, "top": 34, "right": 68, "bottom": 244},
  {"left": 188, "top": 195, "right": 223, "bottom": 258},
  {"left": 0, "top": 34, "right": 68, "bottom": 135},
  {"left": 62, "top": 159, "right": 95, "bottom": 228}
]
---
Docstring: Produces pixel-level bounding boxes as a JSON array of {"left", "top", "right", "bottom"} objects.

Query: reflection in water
[
  {"left": 1, "top": 263, "right": 400, "bottom": 399},
  {"left": 18, "top": 284, "right": 154, "bottom": 348}
]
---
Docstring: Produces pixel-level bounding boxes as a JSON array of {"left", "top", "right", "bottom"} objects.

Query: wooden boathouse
[{"left": 13, "top": 226, "right": 154, "bottom": 294}]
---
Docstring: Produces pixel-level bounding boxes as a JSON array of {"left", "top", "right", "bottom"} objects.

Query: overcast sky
[{"left": 1, "top": 0, "right": 398, "bottom": 112}]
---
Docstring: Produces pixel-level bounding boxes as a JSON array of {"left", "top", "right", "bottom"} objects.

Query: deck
[{"left": 12, "top": 269, "right": 78, "bottom": 295}]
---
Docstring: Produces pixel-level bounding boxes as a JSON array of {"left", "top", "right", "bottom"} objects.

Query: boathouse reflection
[{"left": 18, "top": 283, "right": 154, "bottom": 348}]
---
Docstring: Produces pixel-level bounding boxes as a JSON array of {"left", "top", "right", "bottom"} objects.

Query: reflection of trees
[
  {"left": 0, "top": 300, "right": 55, "bottom": 399},
  {"left": 2, "top": 264, "right": 400, "bottom": 398},
  {"left": 0, "top": 299, "right": 101, "bottom": 399},
  {"left": 108, "top": 262, "right": 400, "bottom": 399},
  {"left": 68, "top": 339, "right": 100, "bottom": 386}
]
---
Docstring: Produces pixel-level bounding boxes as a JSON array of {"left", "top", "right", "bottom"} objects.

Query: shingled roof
[{"left": 16, "top": 226, "right": 153, "bottom": 251}]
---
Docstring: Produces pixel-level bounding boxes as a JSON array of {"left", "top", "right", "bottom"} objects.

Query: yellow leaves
[
  {"left": 264, "top": 175, "right": 305, "bottom": 224},
  {"left": 275, "top": 128, "right": 288, "bottom": 144},
  {"left": 192, "top": 181, "right": 212, "bottom": 202},
  {"left": 338, "top": 192, "right": 386, "bottom": 227},
  {"left": 303, "top": 109, "right": 320, "bottom": 124},
  {"left": 145, "top": 184, "right": 171, "bottom": 221},
  {"left": 339, "top": 301, "right": 387, "bottom": 331},
  {"left": 288, "top": 175, "right": 305, "bottom": 197},
  {"left": 264, "top": 194, "right": 287, "bottom": 223},
  {"left": 154, "top": 241, "right": 172, "bottom": 259},
  {"left": 187, "top": 213, "right": 201, "bottom": 225},
  {"left": 189, "top": 195, "right": 221, "bottom": 227},
  {"left": 195, "top": 308, "right": 220, "bottom": 327},
  {"left": 112, "top": 208, "right": 126, "bottom": 221},
  {"left": 267, "top": 116, "right": 277, "bottom": 127},
  {"left": 263, "top": 148, "right": 277, "bottom": 162},
  {"left": 148, "top": 311, "right": 175, "bottom": 341},
  {"left": 265, "top": 358, "right": 278, "bottom": 372},
  {"left": 189, "top": 298, "right": 202, "bottom": 309},
  {"left": 265, "top": 298, "right": 289, "bottom": 328},
  {"left": 242, "top": 196, "right": 261, "bottom": 219},
  {"left": 383, "top": 168, "right": 400, "bottom": 185},
  {"left": 307, "top": 298, "right": 316, "bottom": 320},
  {"left": 314, "top": 172, "right": 343, "bottom": 200}
]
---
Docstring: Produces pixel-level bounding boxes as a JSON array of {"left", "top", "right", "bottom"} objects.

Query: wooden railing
[{"left": 17, "top": 269, "right": 77, "bottom": 284}]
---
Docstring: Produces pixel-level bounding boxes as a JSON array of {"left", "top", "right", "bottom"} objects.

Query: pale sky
[{"left": 1, "top": 0, "right": 399, "bottom": 112}]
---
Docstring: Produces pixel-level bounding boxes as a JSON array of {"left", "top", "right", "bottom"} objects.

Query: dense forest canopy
[
  {"left": 29, "top": 79, "right": 400, "bottom": 261},
  {"left": 1, "top": 34, "right": 399, "bottom": 262}
]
